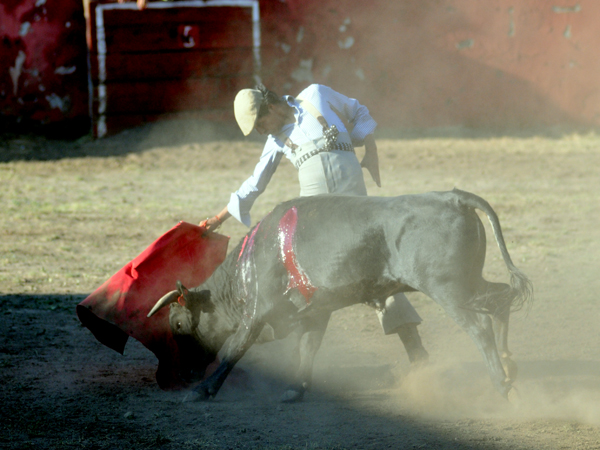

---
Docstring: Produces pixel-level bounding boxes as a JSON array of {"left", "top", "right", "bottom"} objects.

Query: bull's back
[{"left": 261, "top": 191, "right": 483, "bottom": 299}]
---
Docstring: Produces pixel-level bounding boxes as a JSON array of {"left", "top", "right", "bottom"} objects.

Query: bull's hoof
[
  {"left": 502, "top": 357, "right": 518, "bottom": 382},
  {"left": 182, "top": 386, "right": 211, "bottom": 403},
  {"left": 409, "top": 348, "right": 429, "bottom": 370},
  {"left": 280, "top": 389, "right": 304, "bottom": 403},
  {"left": 507, "top": 386, "right": 521, "bottom": 408}
]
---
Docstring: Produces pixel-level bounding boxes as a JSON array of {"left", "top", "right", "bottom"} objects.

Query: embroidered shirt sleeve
[{"left": 227, "top": 138, "right": 284, "bottom": 227}]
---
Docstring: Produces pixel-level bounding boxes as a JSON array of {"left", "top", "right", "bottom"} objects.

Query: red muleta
[{"left": 76, "top": 222, "right": 229, "bottom": 390}]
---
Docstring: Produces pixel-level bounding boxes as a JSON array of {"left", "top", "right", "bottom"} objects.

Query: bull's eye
[{"left": 177, "top": 322, "right": 182, "bottom": 330}]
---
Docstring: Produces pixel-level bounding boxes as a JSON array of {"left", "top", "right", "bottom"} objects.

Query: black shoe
[{"left": 397, "top": 323, "right": 429, "bottom": 366}]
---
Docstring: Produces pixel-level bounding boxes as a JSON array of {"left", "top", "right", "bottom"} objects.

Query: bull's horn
[{"left": 147, "top": 290, "right": 179, "bottom": 318}]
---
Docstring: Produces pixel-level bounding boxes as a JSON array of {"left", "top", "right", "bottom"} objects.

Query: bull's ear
[
  {"left": 186, "top": 289, "right": 215, "bottom": 316},
  {"left": 182, "top": 290, "right": 215, "bottom": 318},
  {"left": 196, "top": 290, "right": 215, "bottom": 313}
]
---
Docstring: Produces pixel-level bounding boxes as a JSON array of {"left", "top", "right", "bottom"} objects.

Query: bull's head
[
  {"left": 148, "top": 281, "right": 214, "bottom": 326},
  {"left": 148, "top": 281, "right": 217, "bottom": 383}
]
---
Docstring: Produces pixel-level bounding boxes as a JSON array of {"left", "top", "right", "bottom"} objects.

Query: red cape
[{"left": 76, "top": 222, "right": 229, "bottom": 390}]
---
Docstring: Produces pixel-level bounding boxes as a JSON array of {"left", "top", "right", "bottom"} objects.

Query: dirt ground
[{"left": 1, "top": 119, "right": 599, "bottom": 449}]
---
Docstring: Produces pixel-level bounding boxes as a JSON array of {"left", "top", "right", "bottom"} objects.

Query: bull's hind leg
[
  {"left": 487, "top": 282, "right": 518, "bottom": 382},
  {"left": 280, "top": 312, "right": 331, "bottom": 403},
  {"left": 442, "top": 300, "right": 512, "bottom": 399}
]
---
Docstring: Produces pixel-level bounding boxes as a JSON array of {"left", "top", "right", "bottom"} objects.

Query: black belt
[{"left": 295, "top": 142, "right": 355, "bottom": 169}]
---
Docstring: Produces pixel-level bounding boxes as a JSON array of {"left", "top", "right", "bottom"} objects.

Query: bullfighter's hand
[
  {"left": 361, "top": 137, "right": 381, "bottom": 187},
  {"left": 199, "top": 216, "right": 222, "bottom": 233}
]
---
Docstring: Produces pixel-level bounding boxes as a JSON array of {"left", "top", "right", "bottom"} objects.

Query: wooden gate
[{"left": 85, "top": 0, "right": 260, "bottom": 137}]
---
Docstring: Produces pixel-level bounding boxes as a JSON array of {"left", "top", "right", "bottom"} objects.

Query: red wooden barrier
[
  {"left": 4, "top": 0, "right": 600, "bottom": 136},
  {"left": 0, "top": 0, "right": 89, "bottom": 133}
]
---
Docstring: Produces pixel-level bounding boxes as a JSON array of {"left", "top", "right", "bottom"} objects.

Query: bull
[{"left": 148, "top": 189, "right": 532, "bottom": 403}]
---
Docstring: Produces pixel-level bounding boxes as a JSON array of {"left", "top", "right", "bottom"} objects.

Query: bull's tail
[{"left": 455, "top": 188, "right": 533, "bottom": 313}]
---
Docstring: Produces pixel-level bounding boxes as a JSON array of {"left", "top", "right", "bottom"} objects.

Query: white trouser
[
  {"left": 376, "top": 293, "right": 422, "bottom": 335},
  {"left": 298, "top": 150, "right": 367, "bottom": 197}
]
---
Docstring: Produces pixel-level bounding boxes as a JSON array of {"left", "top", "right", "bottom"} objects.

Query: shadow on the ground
[
  {"left": 0, "top": 293, "right": 517, "bottom": 450},
  {"left": 0, "top": 118, "right": 249, "bottom": 163}
]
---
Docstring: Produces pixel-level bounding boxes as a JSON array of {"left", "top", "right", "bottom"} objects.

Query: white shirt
[{"left": 227, "top": 84, "right": 378, "bottom": 227}]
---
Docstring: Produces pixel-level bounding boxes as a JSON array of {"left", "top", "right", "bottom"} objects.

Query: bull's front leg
[
  {"left": 183, "top": 321, "right": 265, "bottom": 402},
  {"left": 280, "top": 312, "right": 331, "bottom": 403}
]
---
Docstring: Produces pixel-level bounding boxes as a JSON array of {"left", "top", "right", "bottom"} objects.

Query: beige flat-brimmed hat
[{"left": 233, "top": 89, "right": 263, "bottom": 136}]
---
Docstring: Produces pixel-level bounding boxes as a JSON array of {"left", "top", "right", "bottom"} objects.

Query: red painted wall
[
  {"left": 0, "top": 0, "right": 89, "bottom": 132},
  {"left": 1, "top": 0, "right": 599, "bottom": 134},
  {"left": 260, "top": 0, "right": 600, "bottom": 130}
]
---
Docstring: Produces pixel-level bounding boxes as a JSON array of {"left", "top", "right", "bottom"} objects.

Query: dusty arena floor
[{"left": 1, "top": 120, "right": 599, "bottom": 449}]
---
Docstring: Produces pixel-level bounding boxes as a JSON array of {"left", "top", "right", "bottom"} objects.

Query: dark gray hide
[{"left": 148, "top": 189, "right": 532, "bottom": 402}]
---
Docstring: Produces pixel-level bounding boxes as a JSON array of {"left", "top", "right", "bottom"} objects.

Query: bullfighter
[{"left": 201, "top": 83, "right": 429, "bottom": 366}]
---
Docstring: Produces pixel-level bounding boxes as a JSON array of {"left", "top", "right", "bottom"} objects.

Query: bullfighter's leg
[
  {"left": 280, "top": 312, "right": 332, "bottom": 403},
  {"left": 377, "top": 294, "right": 429, "bottom": 366},
  {"left": 442, "top": 299, "right": 512, "bottom": 399},
  {"left": 183, "top": 320, "right": 266, "bottom": 402}
]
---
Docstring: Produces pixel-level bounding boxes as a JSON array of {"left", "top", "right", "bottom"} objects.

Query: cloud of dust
[
  {"left": 212, "top": 348, "right": 600, "bottom": 427},
  {"left": 139, "top": 118, "right": 239, "bottom": 149},
  {"left": 392, "top": 361, "right": 600, "bottom": 425}
]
